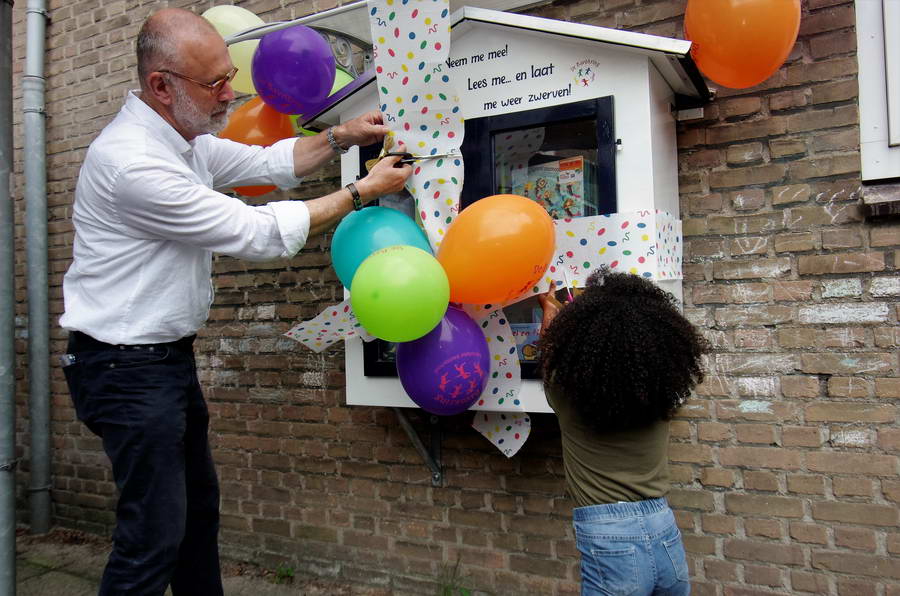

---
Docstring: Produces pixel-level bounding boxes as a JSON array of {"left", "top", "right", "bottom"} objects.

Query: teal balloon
[
  {"left": 350, "top": 245, "right": 449, "bottom": 343},
  {"left": 332, "top": 206, "right": 432, "bottom": 289}
]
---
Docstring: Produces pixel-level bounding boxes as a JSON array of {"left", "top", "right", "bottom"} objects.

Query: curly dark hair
[{"left": 539, "top": 267, "right": 710, "bottom": 433}]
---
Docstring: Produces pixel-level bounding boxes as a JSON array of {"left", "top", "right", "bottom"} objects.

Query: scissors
[
  {"left": 364, "top": 150, "right": 460, "bottom": 172},
  {"left": 384, "top": 151, "right": 460, "bottom": 165}
]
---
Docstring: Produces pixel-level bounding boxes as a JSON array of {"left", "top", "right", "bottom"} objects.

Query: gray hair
[
  {"left": 136, "top": 23, "right": 178, "bottom": 85},
  {"left": 135, "top": 9, "right": 219, "bottom": 87}
]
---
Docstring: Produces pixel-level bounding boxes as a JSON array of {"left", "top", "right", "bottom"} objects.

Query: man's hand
[
  {"left": 333, "top": 110, "right": 390, "bottom": 149},
  {"left": 354, "top": 142, "right": 413, "bottom": 203},
  {"left": 292, "top": 111, "right": 393, "bottom": 179},
  {"left": 304, "top": 142, "right": 413, "bottom": 237}
]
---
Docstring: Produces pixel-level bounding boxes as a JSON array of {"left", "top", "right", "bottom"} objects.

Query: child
[{"left": 538, "top": 267, "right": 710, "bottom": 596}]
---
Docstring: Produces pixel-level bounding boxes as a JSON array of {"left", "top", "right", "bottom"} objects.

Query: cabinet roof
[{"left": 287, "top": 5, "right": 711, "bottom": 123}]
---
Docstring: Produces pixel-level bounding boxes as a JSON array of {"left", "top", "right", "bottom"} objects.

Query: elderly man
[{"left": 59, "top": 8, "right": 410, "bottom": 595}]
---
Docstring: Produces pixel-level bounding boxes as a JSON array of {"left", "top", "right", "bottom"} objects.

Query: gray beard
[{"left": 170, "top": 80, "right": 229, "bottom": 136}]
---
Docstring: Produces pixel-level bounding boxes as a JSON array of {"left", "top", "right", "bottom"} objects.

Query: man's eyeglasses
[{"left": 158, "top": 66, "right": 238, "bottom": 94}]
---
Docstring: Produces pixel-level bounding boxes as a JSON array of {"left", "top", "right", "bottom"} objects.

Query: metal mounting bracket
[
  {"left": 393, "top": 408, "right": 442, "bottom": 486},
  {"left": 310, "top": 26, "right": 373, "bottom": 77}
]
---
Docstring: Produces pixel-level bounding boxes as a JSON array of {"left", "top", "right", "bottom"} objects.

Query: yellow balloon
[{"left": 202, "top": 5, "right": 265, "bottom": 95}]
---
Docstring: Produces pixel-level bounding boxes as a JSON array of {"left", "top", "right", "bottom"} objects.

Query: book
[{"left": 517, "top": 155, "right": 596, "bottom": 219}]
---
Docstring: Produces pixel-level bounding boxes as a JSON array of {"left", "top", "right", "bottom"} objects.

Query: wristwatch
[
  {"left": 327, "top": 127, "right": 348, "bottom": 155},
  {"left": 345, "top": 182, "right": 363, "bottom": 210}
]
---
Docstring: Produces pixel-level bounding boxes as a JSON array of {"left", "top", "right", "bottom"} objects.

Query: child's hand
[
  {"left": 537, "top": 281, "right": 564, "bottom": 310},
  {"left": 537, "top": 280, "right": 564, "bottom": 335}
]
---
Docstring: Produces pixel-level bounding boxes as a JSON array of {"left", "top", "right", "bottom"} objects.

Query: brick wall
[{"left": 9, "top": 0, "right": 899, "bottom": 594}]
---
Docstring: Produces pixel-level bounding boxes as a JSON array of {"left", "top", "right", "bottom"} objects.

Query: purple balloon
[
  {"left": 251, "top": 25, "right": 336, "bottom": 115},
  {"left": 296, "top": 69, "right": 376, "bottom": 125},
  {"left": 396, "top": 306, "right": 490, "bottom": 416}
]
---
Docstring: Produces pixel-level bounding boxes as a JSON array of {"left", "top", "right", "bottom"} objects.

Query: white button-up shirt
[{"left": 60, "top": 92, "right": 311, "bottom": 344}]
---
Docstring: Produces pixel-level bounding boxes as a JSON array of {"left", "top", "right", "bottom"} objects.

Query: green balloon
[
  {"left": 331, "top": 67, "right": 354, "bottom": 95},
  {"left": 350, "top": 245, "right": 449, "bottom": 343},
  {"left": 288, "top": 68, "right": 353, "bottom": 132}
]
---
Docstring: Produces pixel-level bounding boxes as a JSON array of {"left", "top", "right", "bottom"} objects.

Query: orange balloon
[
  {"left": 219, "top": 97, "right": 294, "bottom": 197},
  {"left": 436, "top": 194, "right": 555, "bottom": 305},
  {"left": 220, "top": 96, "right": 294, "bottom": 145},
  {"left": 684, "top": 0, "right": 800, "bottom": 89}
]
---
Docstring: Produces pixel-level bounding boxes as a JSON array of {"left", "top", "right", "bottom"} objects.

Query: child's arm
[{"left": 537, "top": 280, "right": 564, "bottom": 335}]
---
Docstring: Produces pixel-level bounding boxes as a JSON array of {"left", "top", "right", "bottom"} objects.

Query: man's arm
[
  {"left": 293, "top": 110, "right": 389, "bottom": 178},
  {"left": 113, "top": 137, "right": 409, "bottom": 261}
]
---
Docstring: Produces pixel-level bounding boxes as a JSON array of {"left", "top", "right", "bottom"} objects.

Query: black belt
[{"left": 69, "top": 330, "right": 196, "bottom": 353}]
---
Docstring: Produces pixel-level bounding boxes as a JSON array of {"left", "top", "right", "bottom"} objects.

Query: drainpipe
[
  {"left": 0, "top": 0, "right": 18, "bottom": 589},
  {"left": 24, "top": 0, "right": 50, "bottom": 535}
]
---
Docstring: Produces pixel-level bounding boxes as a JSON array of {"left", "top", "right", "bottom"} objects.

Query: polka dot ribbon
[
  {"left": 471, "top": 308, "right": 531, "bottom": 457},
  {"left": 369, "top": 0, "right": 532, "bottom": 457},
  {"left": 284, "top": 298, "right": 374, "bottom": 353},
  {"left": 369, "top": 0, "right": 464, "bottom": 251},
  {"left": 547, "top": 210, "right": 683, "bottom": 283},
  {"left": 464, "top": 210, "right": 684, "bottom": 320}
]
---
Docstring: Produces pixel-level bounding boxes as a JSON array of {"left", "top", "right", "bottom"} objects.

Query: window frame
[{"left": 855, "top": 0, "right": 900, "bottom": 182}]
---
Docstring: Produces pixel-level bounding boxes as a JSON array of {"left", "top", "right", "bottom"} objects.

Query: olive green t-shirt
[{"left": 545, "top": 381, "right": 671, "bottom": 508}]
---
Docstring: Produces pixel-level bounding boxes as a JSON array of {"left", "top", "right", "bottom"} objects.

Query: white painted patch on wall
[
  {"left": 799, "top": 302, "right": 890, "bottom": 323},
  {"left": 302, "top": 371, "right": 325, "bottom": 387},
  {"left": 747, "top": 260, "right": 790, "bottom": 276},
  {"left": 735, "top": 377, "right": 777, "bottom": 397},
  {"left": 732, "top": 284, "right": 768, "bottom": 303},
  {"left": 738, "top": 400, "right": 773, "bottom": 414},
  {"left": 871, "top": 277, "right": 900, "bottom": 297},
  {"left": 822, "top": 278, "right": 862, "bottom": 298},
  {"left": 829, "top": 429, "right": 873, "bottom": 447},
  {"left": 257, "top": 304, "right": 277, "bottom": 320}
]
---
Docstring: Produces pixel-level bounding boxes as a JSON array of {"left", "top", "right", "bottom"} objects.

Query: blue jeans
[
  {"left": 63, "top": 331, "right": 223, "bottom": 596},
  {"left": 573, "top": 498, "right": 690, "bottom": 596}
]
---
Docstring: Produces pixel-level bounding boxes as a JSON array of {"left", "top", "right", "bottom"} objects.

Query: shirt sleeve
[
  {"left": 201, "top": 136, "right": 303, "bottom": 191},
  {"left": 113, "top": 159, "right": 310, "bottom": 261}
]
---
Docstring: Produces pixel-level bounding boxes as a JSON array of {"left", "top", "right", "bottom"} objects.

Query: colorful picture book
[{"left": 514, "top": 155, "right": 597, "bottom": 219}]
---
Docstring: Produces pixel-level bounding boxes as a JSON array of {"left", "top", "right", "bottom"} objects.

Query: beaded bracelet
[{"left": 327, "top": 127, "right": 348, "bottom": 154}]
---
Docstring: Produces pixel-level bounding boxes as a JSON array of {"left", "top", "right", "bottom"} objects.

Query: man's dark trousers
[{"left": 63, "top": 331, "right": 223, "bottom": 596}]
